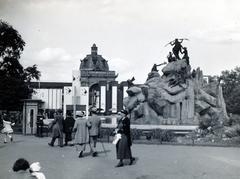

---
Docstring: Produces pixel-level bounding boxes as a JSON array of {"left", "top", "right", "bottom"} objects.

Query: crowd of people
[
  {"left": 3, "top": 107, "right": 135, "bottom": 178},
  {"left": 47, "top": 108, "right": 135, "bottom": 167}
]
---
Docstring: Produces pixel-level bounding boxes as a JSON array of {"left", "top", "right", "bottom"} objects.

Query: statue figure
[
  {"left": 165, "top": 38, "right": 188, "bottom": 60},
  {"left": 127, "top": 77, "right": 135, "bottom": 88},
  {"left": 192, "top": 69, "right": 196, "bottom": 78},
  {"left": 167, "top": 52, "right": 176, "bottom": 63},
  {"left": 170, "top": 38, "right": 183, "bottom": 60},
  {"left": 151, "top": 62, "right": 167, "bottom": 72},
  {"left": 182, "top": 47, "right": 189, "bottom": 65}
]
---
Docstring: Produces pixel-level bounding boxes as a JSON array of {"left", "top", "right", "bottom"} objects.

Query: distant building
[
  {"left": 79, "top": 43, "right": 118, "bottom": 110},
  {"left": 25, "top": 44, "right": 128, "bottom": 134}
]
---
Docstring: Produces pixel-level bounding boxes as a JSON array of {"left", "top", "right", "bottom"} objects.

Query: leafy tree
[
  {"left": 220, "top": 67, "right": 240, "bottom": 114},
  {"left": 0, "top": 20, "right": 41, "bottom": 111}
]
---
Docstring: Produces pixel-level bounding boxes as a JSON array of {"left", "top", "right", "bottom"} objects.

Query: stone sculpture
[{"left": 123, "top": 41, "right": 228, "bottom": 127}]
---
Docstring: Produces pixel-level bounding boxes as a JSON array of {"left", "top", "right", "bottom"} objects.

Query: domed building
[
  {"left": 79, "top": 44, "right": 120, "bottom": 112},
  {"left": 80, "top": 44, "right": 110, "bottom": 72},
  {"left": 26, "top": 44, "right": 128, "bottom": 135}
]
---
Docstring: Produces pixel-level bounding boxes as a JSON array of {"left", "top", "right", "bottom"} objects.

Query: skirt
[{"left": 116, "top": 134, "right": 132, "bottom": 159}]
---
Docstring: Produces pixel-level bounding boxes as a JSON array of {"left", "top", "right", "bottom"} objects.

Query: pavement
[{"left": 1, "top": 135, "right": 240, "bottom": 179}]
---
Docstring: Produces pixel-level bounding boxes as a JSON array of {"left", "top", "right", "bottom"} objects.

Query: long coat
[
  {"left": 117, "top": 116, "right": 132, "bottom": 146},
  {"left": 73, "top": 117, "right": 90, "bottom": 144},
  {"left": 51, "top": 114, "right": 64, "bottom": 138},
  {"left": 116, "top": 116, "right": 132, "bottom": 159},
  {"left": 88, "top": 116, "right": 101, "bottom": 137},
  {"left": 63, "top": 116, "right": 75, "bottom": 133},
  {"left": 63, "top": 116, "right": 75, "bottom": 142}
]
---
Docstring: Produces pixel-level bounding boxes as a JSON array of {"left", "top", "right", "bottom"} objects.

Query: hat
[
  {"left": 119, "top": 109, "right": 128, "bottom": 115},
  {"left": 29, "top": 162, "right": 41, "bottom": 172},
  {"left": 90, "top": 107, "right": 98, "bottom": 114},
  {"left": 76, "top": 111, "right": 83, "bottom": 117}
]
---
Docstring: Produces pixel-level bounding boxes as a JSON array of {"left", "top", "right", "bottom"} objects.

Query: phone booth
[{"left": 22, "top": 99, "right": 43, "bottom": 135}]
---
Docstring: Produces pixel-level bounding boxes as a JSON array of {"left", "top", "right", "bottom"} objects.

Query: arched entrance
[{"left": 89, "top": 83, "right": 100, "bottom": 108}]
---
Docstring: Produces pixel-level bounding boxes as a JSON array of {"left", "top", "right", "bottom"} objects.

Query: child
[
  {"left": 29, "top": 162, "right": 46, "bottom": 179},
  {"left": 12, "top": 159, "right": 46, "bottom": 179},
  {"left": 1, "top": 119, "right": 15, "bottom": 143}
]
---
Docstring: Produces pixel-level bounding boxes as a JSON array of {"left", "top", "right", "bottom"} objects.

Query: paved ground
[{"left": 1, "top": 135, "right": 240, "bottom": 179}]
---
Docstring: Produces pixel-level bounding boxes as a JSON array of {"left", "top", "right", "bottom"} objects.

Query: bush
[
  {"left": 160, "top": 130, "right": 175, "bottom": 142},
  {"left": 153, "top": 129, "right": 162, "bottom": 139},
  {"left": 131, "top": 129, "right": 142, "bottom": 140}
]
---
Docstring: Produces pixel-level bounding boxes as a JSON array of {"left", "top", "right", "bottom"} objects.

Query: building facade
[{"left": 29, "top": 44, "right": 128, "bottom": 119}]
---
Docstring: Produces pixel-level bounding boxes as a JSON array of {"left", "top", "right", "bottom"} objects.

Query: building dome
[{"left": 80, "top": 44, "right": 109, "bottom": 71}]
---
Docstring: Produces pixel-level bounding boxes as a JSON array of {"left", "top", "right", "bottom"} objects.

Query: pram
[{"left": 1, "top": 120, "right": 15, "bottom": 143}]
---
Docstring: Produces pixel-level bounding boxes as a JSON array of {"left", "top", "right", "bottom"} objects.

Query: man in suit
[
  {"left": 88, "top": 108, "right": 101, "bottom": 157},
  {"left": 48, "top": 109, "right": 64, "bottom": 147}
]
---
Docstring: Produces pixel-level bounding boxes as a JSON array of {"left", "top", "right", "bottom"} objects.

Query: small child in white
[
  {"left": 1, "top": 120, "right": 15, "bottom": 143},
  {"left": 29, "top": 162, "right": 46, "bottom": 179}
]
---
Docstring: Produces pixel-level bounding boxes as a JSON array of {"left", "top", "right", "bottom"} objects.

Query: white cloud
[
  {"left": 191, "top": 24, "right": 240, "bottom": 44},
  {"left": 108, "top": 57, "right": 136, "bottom": 81},
  {"left": 22, "top": 47, "right": 82, "bottom": 82}
]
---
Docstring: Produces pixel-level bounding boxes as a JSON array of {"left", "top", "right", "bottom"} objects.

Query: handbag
[{"left": 112, "top": 133, "right": 121, "bottom": 145}]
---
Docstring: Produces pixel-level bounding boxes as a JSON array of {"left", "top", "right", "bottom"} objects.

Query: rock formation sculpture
[{"left": 123, "top": 40, "right": 229, "bottom": 126}]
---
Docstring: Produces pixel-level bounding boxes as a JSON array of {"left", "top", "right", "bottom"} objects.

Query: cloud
[
  {"left": 22, "top": 47, "right": 82, "bottom": 82},
  {"left": 108, "top": 57, "right": 135, "bottom": 81},
  {"left": 36, "top": 48, "right": 71, "bottom": 62},
  {"left": 191, "top": 24, "right": 240, "bottom": 44}
]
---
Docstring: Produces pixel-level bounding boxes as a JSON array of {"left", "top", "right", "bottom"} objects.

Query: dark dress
[
  {"left": 63, "top": 116, "right": 75, "bottom": 143},
  {"left": 116, "top": 116, "right": 132, "bottom": 159}
]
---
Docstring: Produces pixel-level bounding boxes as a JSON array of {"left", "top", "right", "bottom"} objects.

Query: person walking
[
  {"left": 73, "top": 111, "right": 91, "bottom": 158},
  {"left": 63, "top": 111, "right": 75, "bottom": 146},
  {"left": 115, "top": 110, "right": 135, "bottom": 167},
  {"left": 88, "top": 108, "right": 101, "bottom": 157},
  {"left": 48, "top": 109, "right": 64, "bottom": 147},
  {"left": 1, "top": 113, "right": 15, "bottom": 143}
]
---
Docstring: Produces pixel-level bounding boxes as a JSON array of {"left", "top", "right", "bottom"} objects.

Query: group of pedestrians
[
  {"left": 48, "top": 108, "right": 102, "bottom": 158},
  {"left": 47, "top": 108, "right": 135, "bottom": 168}
]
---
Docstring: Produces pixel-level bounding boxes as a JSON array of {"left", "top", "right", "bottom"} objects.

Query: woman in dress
[
  {"left": 73, "top": 111, "right": 91, "bottom": 158},
  {"left": 115, "top": 110, "right": 135, "bottom": 167}
]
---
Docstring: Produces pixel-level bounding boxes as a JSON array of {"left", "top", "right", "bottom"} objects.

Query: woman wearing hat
[
  {"left": 115, "top": 110, "right": 135, "bottom": 167},
  {"left": 73, "top": 111, "right": 91, "bottom": 158}
]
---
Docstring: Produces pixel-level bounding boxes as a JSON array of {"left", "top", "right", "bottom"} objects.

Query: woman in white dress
[{"left": 1, "top": 119, "right": 14, "bottom": 143}]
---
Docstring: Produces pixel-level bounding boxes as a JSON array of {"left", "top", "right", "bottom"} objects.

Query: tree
[
  {"left": 220, "top": 66, "right": 240, "bottom": 114},
  {"left": 0, "top": 20, "right": 41, "bottom": 111}
]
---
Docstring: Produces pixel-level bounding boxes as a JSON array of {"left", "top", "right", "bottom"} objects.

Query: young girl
[{"left": 1, "top": 119, "right": 15, "bottom": 143}]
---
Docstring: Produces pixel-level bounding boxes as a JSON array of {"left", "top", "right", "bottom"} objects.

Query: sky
[{"left": 0, "top": 0, "right": 239, "bottom": 84}]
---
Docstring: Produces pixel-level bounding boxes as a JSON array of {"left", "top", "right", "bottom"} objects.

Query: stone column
[
  {"left": 118, "top": 81, "right": 128, "bottom": 111},
  {"left": 99, "top": 81, "right": 107, "bottom": 113},
  {"left": 110, "top": 81, "right": 118, "bottom": 114}
]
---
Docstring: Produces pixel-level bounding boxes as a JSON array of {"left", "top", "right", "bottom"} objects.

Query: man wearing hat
[
  {"left": 115, "top": 109, "right": 135, "bottom": 167},
  {"left": 88, "top": 107, "right": 101, "bottom": 157},
  {"left": 73, "top": 111, "right": 91, "bottom": 158},
  {"left": 48, "top": 109, "right": 64, "bottom": 147}
]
